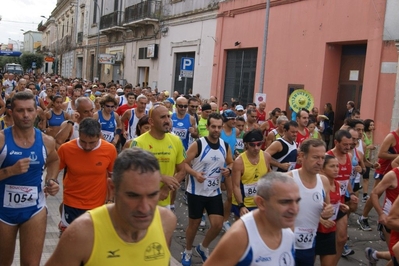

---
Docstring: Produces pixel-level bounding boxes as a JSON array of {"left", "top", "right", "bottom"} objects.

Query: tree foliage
[
  {"left": 20, "top": 53, "right": 44, "bottom": 70},
  {"left": 0, "top": 56, "right": 21, "bottom": 69}
]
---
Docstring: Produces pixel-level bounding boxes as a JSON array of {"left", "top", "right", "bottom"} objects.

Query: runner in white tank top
[{"left": 203, "top": 172, "right": 300, "bottom": 266}]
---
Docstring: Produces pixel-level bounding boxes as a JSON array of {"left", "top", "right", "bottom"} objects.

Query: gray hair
[
  {"left": 75, "top": 96, "right": 94, "bottom": 110},
  {"left": 136, "top": 94, "right": 147, "bottom": 102},
  {"left": 256, "top": 172, "right": 296, "bottom": 200},
  {"left": 277, "top": 115, "right": 289, "bottom": 125},
  {"left": 112, "top": 148, "right": 160, "bottom": 190},
  {"left": 78, "top": 117, "right": 101, "bottom": 137}
]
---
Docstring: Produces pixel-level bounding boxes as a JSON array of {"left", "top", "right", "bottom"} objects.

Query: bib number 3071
[{"left": 4, "top": 184, "right": 38, "bottom": 208}]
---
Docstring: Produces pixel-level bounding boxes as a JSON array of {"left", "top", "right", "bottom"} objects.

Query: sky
[{"left": 0, "top": 0, "right": 57, "bottom": 50}]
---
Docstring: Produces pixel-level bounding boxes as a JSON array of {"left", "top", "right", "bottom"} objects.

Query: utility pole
[{"left": 259, "top": 0, "right": 270, "bottom": 93}]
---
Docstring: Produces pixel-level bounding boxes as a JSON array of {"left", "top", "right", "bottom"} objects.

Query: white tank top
[
  {"left": 70, "top": 122, "right": 79, "bottom": 140},
  {"left": 237, "top": 211, "right": 295, "bottom": 266},
  {"left": 186, "top": 137, "right": 227, "bottom": 197},
  {"left": 66, "top": 101, "right": 74, "bottom": 116},
  {"left": 292, "top": 169, "right": 324, "bottom": 250}
]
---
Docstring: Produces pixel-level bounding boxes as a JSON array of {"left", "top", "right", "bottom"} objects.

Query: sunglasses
[
  {"left": 105, "top": 104, "right": 115, "bottom": 108},
  {"left": 190, "top": 105, "right": 198, "bottom": 108},
  {"left": 248, "top": 141, "right": 263, "bottom": 147},
  {"left": 177, "top": 104, "right": 188, "bottom": 108}
]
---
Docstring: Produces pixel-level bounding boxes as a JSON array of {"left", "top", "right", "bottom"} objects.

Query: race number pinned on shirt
[
  {"left": 294, "top": 227, "right": 315, "bottom": 249},
  {"left": 338, "top": 180, "right": 349, "bottom": 196},
  {"left": 4, "top": 185, "right": 38, "bottom": 208},
  {"left": 204, "top": 177, "right": 219, "bottom": 191},
  {"left": 102, "top": 130, "right": 115, "bottom": 142},
  {"left": 244, "top": 182, "right": 258, "bottom": 198},
  {"left": 331, "top": 203, "right": 340, "bottom": 221},
  {"left": 172, "top": 127, "right": 188, "bottom": 140}
]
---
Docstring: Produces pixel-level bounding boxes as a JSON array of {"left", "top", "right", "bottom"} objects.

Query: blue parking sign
[{"left": 180, "top": 57, "right": 194, "bottom": 78}]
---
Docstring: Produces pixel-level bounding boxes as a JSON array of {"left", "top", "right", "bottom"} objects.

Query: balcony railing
[
  {"left": 77, "top": 32, "right": 83, "bottom": 43},
  {"left": 100, "top": 11, "right": 123, "bottom": 30},
  {"left": 125, "top": 0, "right": 161, "bottom": 24}
]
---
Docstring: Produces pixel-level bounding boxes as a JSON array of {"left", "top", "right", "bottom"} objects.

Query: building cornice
[{"left": 217, "top": 0, "right": 302, "bottom": 17}]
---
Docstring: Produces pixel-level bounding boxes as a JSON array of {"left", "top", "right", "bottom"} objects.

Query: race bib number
[
  {"left": 244, "top": 182, "right": 258, "bottom": 198},
  {"left": 235, "top": 138, "right": 244, "bottom": 151},
  {"left": 204, "top": 177, "right": 220, "bottom": 191},
  {"left": 331, "top": 203, "right": 340, "bottom": 221},
  {"left": 338, "top": 180, "right": 349, "bottom": 196},
  {"left": 294, "top": 227, "right": 315, "bottom": 249},
  {"left": 4, "top": 185, "right": 38, "bottom": 208},
  {"left": 102, "top": 130, "right": 114, "bottom": 142},
  {"left": 172, "top": 127, "right": 187, "bottom": 140},
  {"left": 288, "top": 162, "right": 296, "bottom": 171}
]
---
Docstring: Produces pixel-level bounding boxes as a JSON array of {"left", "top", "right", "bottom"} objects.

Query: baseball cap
[
  {"left": 223, "top": 109, "right": 237, "bottom": 119},
  {"left": 165, "top": 98, "right": 175, "bottom": 105},
  {"left": 235, "top": 105, "right": 244, "bottom": 111},
  {"left": 92, "top": 85, "right": 98, "bottom": 88},
  {"left": 116, "top": 88, "right": 123, "bottom": 93},
  {"left": 85, "top": 89, "right": 91, "bottom": 93},
  {"left": 164, "top": 91, "right": 170, "bottom": 97}
]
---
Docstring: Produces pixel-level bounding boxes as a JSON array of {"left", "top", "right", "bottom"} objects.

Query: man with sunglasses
[
  {"left": 232, "top": 129, "right": 271, "bottom": 219},
  {"left": 181, "top": 113, "right": 233, "bottom": 265},
  {"left": 266, "top": 120, "right": 299, "bottom": 172},
  {"left": 172, "top": 97, "right": 198, "bottom": 151}
]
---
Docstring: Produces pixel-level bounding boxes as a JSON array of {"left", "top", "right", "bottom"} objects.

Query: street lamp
[
  {"left": 41, "top": 15, "right": 58, "bottom": 74},
  {"left": 93, "top": 0, "right": 102, "bottom": 82},
  {"left": 8, "top": 38, "right": 21, "bottom": 51},
  {"left": 21, "top": 29, "right": 34, "bottom": 53}
]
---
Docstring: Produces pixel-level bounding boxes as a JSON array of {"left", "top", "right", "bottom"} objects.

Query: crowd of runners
[{"left": 1, "top": 73, "right": 399, "bottom": 266}]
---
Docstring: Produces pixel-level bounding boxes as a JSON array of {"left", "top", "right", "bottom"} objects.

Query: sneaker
[
  {"left": 341, "top": 243, "right": 355, "bottom": 257},
  {"left": 222, "top": 221, "right": 231, "bottom": 231},
  {"left": 58, "top": 221, "right": 67, "bottom": 238},
  {"left": 181, "top": 251, "right": 192, "bottom": 266},
  {"left": 362, "top": 195, "right": 370, "bottom": 203},
  {"left": 357, "top": 216, "right": 372, "bottom": 231},
  {"left": 364, "top": 247, "right": 378, "bottom": 266},
  {"left": 377, "top": 223, "right": 386, "bottom": 241},
  {"left": 200, "top": 214, "right": 206, "bottom": 227},
  {"left": 195, "top": 244, "right": 209, "bottom": 262}
]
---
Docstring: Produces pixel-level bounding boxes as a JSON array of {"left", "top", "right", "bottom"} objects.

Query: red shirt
[
  {"left": 376, "top": 131, "right": 399, "bottom": 176},
  {"left": 256, "top": 109, "right": 266, "bottom": 123},
  {"left": 318, "top": 180, "right": 341, "bottom": 233},
  {"left": 116, "top": 104, "right": 136, "bottom": 130}
]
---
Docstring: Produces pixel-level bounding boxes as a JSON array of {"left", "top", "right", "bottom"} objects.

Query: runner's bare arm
[
  {"left": 44, "top": 213, "right": 93, "bottom": 266},
  {"left": 159, "top": 207, "right": 177, "bottom": 247},
  {"left": 0, "top": 132, "right": 30, "bottom": 181},
  {"left": 43, "top": 134, "right": 60, "bottom": 196},
  {"left": 203, "top": 220, "right": 248, "bottom": 265},
  {"left": 387, "top": 196, "right": 399, "bottom": 231},
  {"left": 379, "top": 134, "right": 398, "bottom": 161}
]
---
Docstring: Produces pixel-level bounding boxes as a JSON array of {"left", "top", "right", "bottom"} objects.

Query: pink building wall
[{"left": 211, "top": 0, "right": 398, "bottom": 143}]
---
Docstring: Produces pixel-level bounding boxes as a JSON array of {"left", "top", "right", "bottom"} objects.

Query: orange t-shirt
[{"left": 58, "top": 139, "right": 117, "bottom": 209}]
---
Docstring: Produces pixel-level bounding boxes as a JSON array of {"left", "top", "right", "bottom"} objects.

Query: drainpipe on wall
[{"left": 391, "top": 40, "right": 399, "bottom": 131}]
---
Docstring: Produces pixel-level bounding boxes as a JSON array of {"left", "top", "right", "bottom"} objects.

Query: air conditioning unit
[{"left": 115, "top": 52, "right": 124, "bottom": 62}]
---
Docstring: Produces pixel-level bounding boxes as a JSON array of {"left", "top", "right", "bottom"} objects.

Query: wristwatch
[
  {"left": 66, "top": 120, "right": 74, "bottom": 126},
  {"left": 238, "top": 203, "right": 246, "bottom": 209}
]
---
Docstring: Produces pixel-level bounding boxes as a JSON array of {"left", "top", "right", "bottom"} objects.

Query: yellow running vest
[
  {"left": 232, "top": 151, "right": 268, "bottom": 208},
  {"left": 85, "top": 205, "right": 170, "bottom": 266}
]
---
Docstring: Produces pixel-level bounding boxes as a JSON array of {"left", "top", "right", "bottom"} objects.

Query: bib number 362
[
  {"left": 294, "top": 227, "right": 315, "bottom": 249},
  {"left": 4, "top": 184, "right": 38, "bottom": 208}
]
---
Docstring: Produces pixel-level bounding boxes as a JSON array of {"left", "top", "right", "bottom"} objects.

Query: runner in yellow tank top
[
  {"left": 45, "top": 148, "right": 177, "bottom": 266},
  {"left": 232, "top": 129, "right": 271, "bottom": 218}
]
